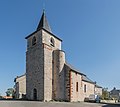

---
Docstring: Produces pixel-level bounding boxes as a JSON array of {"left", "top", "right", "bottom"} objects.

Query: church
[{"left": 14, "top": 11, "right": 102, "bottom": 102}]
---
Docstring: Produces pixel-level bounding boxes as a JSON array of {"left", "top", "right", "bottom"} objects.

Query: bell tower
[{"left": 25, "top": 10, "right": 63, "bottom": 101}]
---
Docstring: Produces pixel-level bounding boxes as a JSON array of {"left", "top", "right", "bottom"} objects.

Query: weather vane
[{"left": 43, "top": 0, "right": 45, "bottom": 11}]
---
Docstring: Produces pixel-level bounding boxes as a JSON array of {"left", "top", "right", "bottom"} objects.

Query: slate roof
[
  {"left": 65, "top": 62, "right": 95, "bottom": 84},
  {"left": 110, "top": 88, "right": 120, "bottom": 93},
  {"left": 37, "top": 10, "right": 52, "bottom": 33},
  {"left": 95, "top": 84, "right": 102, "bottom": 88},
  {"left": 82, "top": 75, "right": 95, "bottom": 84},
  {"left": 14, "top": 73, "right": 26, "bottom": 82},
  {"left": 65, "top": 62, "right": 86, "bottom": 76},
  {"left": 25, "top": 11, "right": 62, "bottom": 41}
]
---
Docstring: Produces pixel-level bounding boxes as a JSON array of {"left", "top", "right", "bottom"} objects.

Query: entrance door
[{"left": 33, "top": 88, "right": 37, "bottom": 100}]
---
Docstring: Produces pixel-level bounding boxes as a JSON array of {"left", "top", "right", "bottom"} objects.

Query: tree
[
  {"left": 102, "top": 88, "right": 110, "bottom": 100},
  {"left": 0, "top": 93, "right": 2, "bottom": 99},
  {"left": 6, "top": 88, "right": 15, "bottom": 97}
]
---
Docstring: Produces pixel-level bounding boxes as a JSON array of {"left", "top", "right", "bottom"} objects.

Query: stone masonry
[
  {"left": 23, "top": 11, "right": 102, "bottom": 102},
  {"left": 14, "top": 74, "right": 26, "bottom": 99}
]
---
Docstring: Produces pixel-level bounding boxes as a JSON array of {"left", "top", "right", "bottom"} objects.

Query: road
[{"left": 0, "top": 101, "right": 120, "bottom": 107}]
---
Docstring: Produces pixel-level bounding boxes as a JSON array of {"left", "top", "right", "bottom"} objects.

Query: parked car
[{"left": 89, "top": 94, "right": 100, "bottom": 103}]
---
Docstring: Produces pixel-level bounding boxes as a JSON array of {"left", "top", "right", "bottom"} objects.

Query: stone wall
[
  {"left": 43, "top": 43, "right": 53, "bottom": 101},
  {"left": 26, "top": 28, "right": 96, "bottom": 102},
  {"left": 26, "top": 29, "right": 62, "bottom": 101},
  {"left": 42, "top": 30, "right": 62, "bottom": 101},
  {"left": 26, "top": 30, "right": 44, "bottom": 101},
  {"left": 64, "top": 67, "right": 95, "bottom": 102},
  {"left": 15, "top": 75, "right": 26, "bottom": 99},
  {"left": 82, "top": 81, "right": 95, "bottom": 100},
  {"left": 64, "top": 66, "right": 70, "bottom": 101},
  {"left": 95, "top": 87, "right": 102, "bottom": 96},
  {"left": 70, "top": 71, "right": 83, "bottom": 102},
  {"left": 53, "top": 50, "right": 65, "bottom": 101},
  {"left": 42, "top": 30, "right": 61, "bottom": 50}
]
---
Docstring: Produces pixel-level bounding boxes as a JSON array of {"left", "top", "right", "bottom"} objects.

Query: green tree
[
  {"left": 6, "top": 88, "right": 15, "bottom": 97},
  {"left": 0, "top": 93, "right": 2, "bottom": 99},
  {"left": 102, "top": 88, "right": 110, "bottom": 100}
]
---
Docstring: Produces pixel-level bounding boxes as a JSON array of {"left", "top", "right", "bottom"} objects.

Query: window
[
  {"left": 50, "top": 37, "right": 55, "bottom": 47},
  {"left": 84, "top": 84, "right": 86, "bottom": 93},
  {"left": 52, "top": 79, "right": 54, "bottom": 85},
  {"left": 76, "top": 82, "right": 78, "bottom": 92},
  {"left": 32, "top": 36, "right": 36, "bottom": 46},
  {"left": 33, "top": 88, "right": 37, "bottom": 100}
]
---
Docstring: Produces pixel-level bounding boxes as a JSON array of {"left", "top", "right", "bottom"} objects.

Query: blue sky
[{"left": 0, "top": 0, "right": 120, "bottom": 95}]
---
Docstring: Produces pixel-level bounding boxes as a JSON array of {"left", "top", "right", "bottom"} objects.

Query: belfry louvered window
[
  {"left": 32, "top": 36, "right": 36, "bottom": 46},
  {"left": 50, "top": 37, "right": 55, "bottom": 47}
]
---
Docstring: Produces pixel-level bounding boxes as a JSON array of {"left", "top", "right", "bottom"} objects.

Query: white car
[{"left": 89, "top": 94, "right": 100, "bottom": 103}]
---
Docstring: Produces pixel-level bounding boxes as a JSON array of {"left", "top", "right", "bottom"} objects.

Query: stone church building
[{"left": 14, "top": 11, "right": 102, "bottom": 102}]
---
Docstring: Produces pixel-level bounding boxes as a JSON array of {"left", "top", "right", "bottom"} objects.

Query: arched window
[
  {"left": 33, "top": 88, "right": 37, "bottom": 100},
  {"left": 32, "top": 36, "right": 36, "bottom": 46},
  {"left": 50, "top": 37, "right": 55, "bottom": 47}
]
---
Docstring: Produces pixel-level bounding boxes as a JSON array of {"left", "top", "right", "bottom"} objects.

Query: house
[
  {"left": 14, "top": 74, "right": 26, "bottom": 99},
  {"left": 110, "top": 87, "right": 120, "bottom": 100},
  {"left": 95, "top": 84, "right": 102, "bottom": 96}
]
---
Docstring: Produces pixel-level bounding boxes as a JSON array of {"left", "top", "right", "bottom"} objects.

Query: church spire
[{"left": 37, "top": 10, "right": 52, "bottom": 32}]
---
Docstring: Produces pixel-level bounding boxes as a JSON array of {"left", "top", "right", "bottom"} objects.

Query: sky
[{"left": 0, "top": 0, "right": 120, "bottom": 95}]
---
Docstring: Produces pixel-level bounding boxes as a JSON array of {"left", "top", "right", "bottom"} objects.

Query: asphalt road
[{"left": 0, "top": 101, "right": 120, "bottom": 107}]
